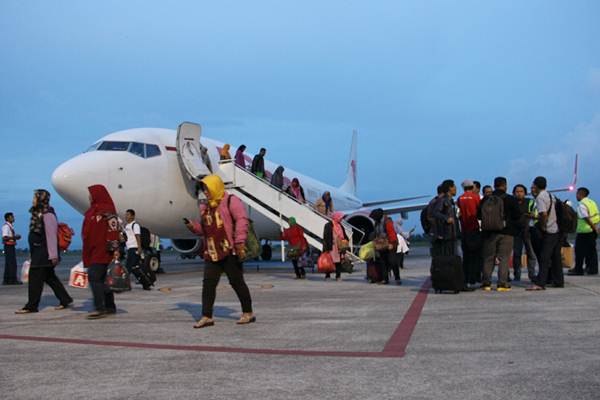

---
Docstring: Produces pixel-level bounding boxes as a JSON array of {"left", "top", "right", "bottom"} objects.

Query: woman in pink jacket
[{"left": 185, "top": 175, "right": 255, "bottom": 329}]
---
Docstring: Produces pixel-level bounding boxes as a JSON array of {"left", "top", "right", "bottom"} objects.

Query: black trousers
[
  {"left": 125, "top": 248, "right": 140, "bottom": 274},
  {"left": 202, "top": 255, "right": 253, "bottom": 318},
  {"left": 390, "top": 252, "right": 404, "bottom": 281},
  {"left": 291, "top": 259, "right": 305, "bottom": 278},
  {"left": 461, "top": 232, "right": 482, "bottom": 285},
  {"left": 574, "top": 232, "right": 598, "bottom": 274},
  {"left": 535, "top": 233, "right": 564, "bottom": 288},
  {"left": 88, "top": 263, "right": 116, "bottom": 313},
  {"left": 376, "top": 250, "right": 396, "bottom": 283},
  {"left": 25, "top": 267, "right": 73, "bottom": 311},
  {"left": 3, "top": 244, "right": 18, "bottom": 283}
]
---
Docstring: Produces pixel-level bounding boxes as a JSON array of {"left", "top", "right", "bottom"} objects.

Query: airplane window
[
  {"left": 98, "top": 141, "right": 130, "bottom": 151},
  {"left": 145, "top": 144, "right": 161, "bottom": 158},
  {"left": 128, "top": 142, "right": 145, "bottom": 158},
  {"left": 85, "top": 142, "right": 100, "bottom": 152}
]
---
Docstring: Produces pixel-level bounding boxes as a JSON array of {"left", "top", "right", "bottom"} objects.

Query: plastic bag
[
  {"left": 69, "top": 262, "right": 88, "bottom": 289},
  {"left": 317, "top": 252, "right": 335, "bottom": 273},
  {"left": 359, "top": 241, "right": 375, "bottom": 261}
]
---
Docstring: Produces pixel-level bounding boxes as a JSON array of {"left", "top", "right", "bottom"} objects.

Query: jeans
[
  {"left": 513, "top": 233, "right": 538, "bottom": 281},
  {"left": 125, "top": 248, "right": 140, "bottom": 274},
  {"left": 3, "top": 244, "right": 18, "bottom": 283},
  {"left": 202, "top": 255, "right": 253, "bottom": 318},
  {"left": 88, "top": 263, "right": 116, "bottom": 312},
  {"left": 535, "top": 232, "right": 564, "bottom": 288},
  {"left": 25, "top": 267, "right": 73, "bottom": 311},
  {"left": 574, "top": 232, "right": 598, "bottom": 274},
  {"left": 482, "top": 233, "right": 513, "bottom": 288}
]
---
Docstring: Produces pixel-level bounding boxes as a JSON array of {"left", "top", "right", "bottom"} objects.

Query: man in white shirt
[
  {"left": 124, "top": 209, "right": 150, "bottom": 290},
  {"left": 2, "top": 212, "right": 22, "bottom": 285},
  {"left": 528, "top": 177, "right": 564, "bottom": 291}
]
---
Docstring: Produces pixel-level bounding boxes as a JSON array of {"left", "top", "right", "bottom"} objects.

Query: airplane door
[{"left": 176, "top": 122, "right": 213, "bottom": 181}]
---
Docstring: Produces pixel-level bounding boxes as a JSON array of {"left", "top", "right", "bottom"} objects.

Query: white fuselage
[{"left": 52, "top": 128, "right": 362, "bottom": 241}]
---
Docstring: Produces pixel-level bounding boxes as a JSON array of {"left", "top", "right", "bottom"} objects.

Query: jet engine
[{"left": 171, "top": 239, "right": 202, "bottom": 255}]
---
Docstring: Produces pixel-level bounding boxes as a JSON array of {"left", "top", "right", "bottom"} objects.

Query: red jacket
[
  {"left": 457, "top": 192, "right": 481, "bottom": 233},
  {"left": 384, "top": 218, "right": 399, "bottom": 245},
  {"left": 82, "top": 185, "right": 120, "bottom": 266},
  {"left": 281, "top": 225, "right": 307, "bottom": 250}
]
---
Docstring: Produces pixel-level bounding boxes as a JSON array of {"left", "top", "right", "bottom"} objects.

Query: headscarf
[
  {"left": 29, "top": 189, "right": 54, "bottom": 233},
  {"left": 271, "top": 166, "right": 285, "bottom": 188},
  {"left": 369, "top": 208, "right": 384, "bottom": 224},
  {"left": 220, "top": 144, "right": 232, "bottom": 159},
  {"left": 332, "top": 212, "right": 345, "bottom": 239},
  {"left": 289, "top": 217, "right": 297, "bottom": 226},
  {"left": 201, "top": 175, "right": 226, "bottom": 208},
  {"left": 290, "top": 178, "right": 302, "bottom": 200}
]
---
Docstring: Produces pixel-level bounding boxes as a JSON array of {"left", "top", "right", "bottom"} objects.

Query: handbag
[
  {"left": 317, "top": 252, "right": 336, "bottom": 273},
  {"left": 373, "top": 237, "right": 389, "bottom": 251},
  {"left": 336, "top": 237, "right": 350, "bottom": 252}
]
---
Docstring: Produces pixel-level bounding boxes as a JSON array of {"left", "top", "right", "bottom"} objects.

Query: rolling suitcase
[
  {"left": 430, "top": 255, "right": 463, "bottom": 294},
  {"left": 367, "top": 261, "right": 381, "bottom": 283},
  {"left": 132, "top": 257, "right": 156, "bottom": 289}
]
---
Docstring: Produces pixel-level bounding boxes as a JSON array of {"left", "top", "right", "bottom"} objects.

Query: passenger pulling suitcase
[{"left": 430, "top": 255, "right": 463, "bottom": 294}]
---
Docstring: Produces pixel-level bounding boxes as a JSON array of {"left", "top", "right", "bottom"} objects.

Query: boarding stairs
[{"left": 176, "top": 122, "right": 363, "bottom": 262}]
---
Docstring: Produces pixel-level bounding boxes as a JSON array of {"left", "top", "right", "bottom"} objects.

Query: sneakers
[
  {"left": 496, "top": 286, "right": 512, "bottom": 292},
  {"left": 481, "top": 285, "right": 493, "bottom": 292}
]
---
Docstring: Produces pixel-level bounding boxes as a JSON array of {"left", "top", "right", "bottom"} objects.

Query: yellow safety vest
[{"left": 577, "top": 197, "right": 600, "bottom": 233}]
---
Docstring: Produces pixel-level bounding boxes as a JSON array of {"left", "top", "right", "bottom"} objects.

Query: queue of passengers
[{"left": 424, "top": 176, "right": 599, "bottom": 292}]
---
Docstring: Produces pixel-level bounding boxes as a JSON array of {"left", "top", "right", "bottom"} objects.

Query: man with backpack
[
  {"left": 431, "top": 180, "right": 459, "bottom": 257},
  {"left": 568, "top": 187, "right": 600, "bottom": 276},
  {"left": 527, "top": 177, "right": 565, "bottom": 290},
  {"left": 124, "top": 209, "right": 152, "bottom": 290},
  {"left": 479, "top": 177, "right": 522, "bottom": 292}
]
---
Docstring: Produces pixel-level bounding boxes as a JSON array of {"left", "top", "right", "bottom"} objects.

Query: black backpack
[
  {"left": 420, "top": 198, "right": 438, "bottom": 235},
  {"left": 554, "top": 197, "right": 577, "bottom": 234},
  {"left": 138, "top": 225, "right": 152, "bottom": 250},
  {"left": 481, "top": 194, "right": 506, "bottom": 232}
]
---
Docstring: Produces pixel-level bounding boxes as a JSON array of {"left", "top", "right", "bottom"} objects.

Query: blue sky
[{"left": 1, "top": 0, "right": 599, "bottom": 247}]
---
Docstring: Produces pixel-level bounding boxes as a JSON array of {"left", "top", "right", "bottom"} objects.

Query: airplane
[{"left": 51, "top": 124, "right": 429, "bottom": 259}]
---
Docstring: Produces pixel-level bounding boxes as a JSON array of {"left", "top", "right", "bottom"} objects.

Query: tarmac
[{"left": 1, "top": 250, "right": 600, "bottom": 400}]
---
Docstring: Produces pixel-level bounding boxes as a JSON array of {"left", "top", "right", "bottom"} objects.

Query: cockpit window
[
  {"left": 98, "top": 141, "right": 130, "bottom": 151},
  {"left": 145, "top": 144, "right": 161, "bottom": 158},
  {"left": 85, "top": 142, "right": 100, "bottom": 153},
  {"left": 128, "top": 142, "right": 145, "bottom": 158}
]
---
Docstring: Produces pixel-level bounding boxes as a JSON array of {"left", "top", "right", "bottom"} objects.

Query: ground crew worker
[
  {"left": 2, "top": 212, "right": 22, "bottom": 285},
  {"left": 568, "top": 187, "right": 600, "bottom": 276}
]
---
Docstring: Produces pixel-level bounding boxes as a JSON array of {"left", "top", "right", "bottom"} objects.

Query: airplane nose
[{"left": 52, "top": 154, "right": 107, "bottom": 214}]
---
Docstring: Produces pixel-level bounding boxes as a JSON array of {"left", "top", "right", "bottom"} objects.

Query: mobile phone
[{"left": 183, "top": 218, "right": 190, "bottom": 224}]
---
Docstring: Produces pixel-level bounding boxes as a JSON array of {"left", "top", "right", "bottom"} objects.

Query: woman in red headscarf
[
  {"left": 82, "top": 185, "right": 121, "bottom": 320},
  {"left": 322, "top": 212, "right": 350, "bottom": 281}
]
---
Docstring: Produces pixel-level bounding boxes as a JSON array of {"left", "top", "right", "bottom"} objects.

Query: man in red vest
[{"left": 3, "top": 212, "right": 22, "bottom": 285}]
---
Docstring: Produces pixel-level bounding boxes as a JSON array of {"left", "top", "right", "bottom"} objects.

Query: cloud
[{"left": 508, "top": 113, "right": 600, "bottom": 190}]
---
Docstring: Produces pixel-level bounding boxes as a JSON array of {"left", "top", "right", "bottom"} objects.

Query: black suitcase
[
  {"left": 131, "top": 259, "right": 156, "bottom": 289},
  {"left": 430, "top": 255, "right": 463, "bottom": 294}
]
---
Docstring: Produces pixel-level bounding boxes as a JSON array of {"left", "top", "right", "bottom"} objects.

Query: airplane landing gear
[{"left": 261, "top": 240, "right": 273, "bottom": 261}]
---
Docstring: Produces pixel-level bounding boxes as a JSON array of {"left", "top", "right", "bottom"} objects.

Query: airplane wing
[
  {"left": 362, "top": 195, "right": 430, "bottom": 207},
  {"left": 549, "top": 154, "right": 578, "bottom": 194},
  {"left": 380, "top": 202, "right": 430, "bottom": 216}
]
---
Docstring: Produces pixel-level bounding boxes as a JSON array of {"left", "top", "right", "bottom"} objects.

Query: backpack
[
  {"left": 420, "top": 207, "right": 432, "bottom": 234},
  {"left": 554, "top": 197, "right": 577, "bottom": 234},
  {"left": 481, "top": 195, "right": 506, "bottom": 232},
  {"left": 139, "top": 226, "right": 152, "bottom": 249},
  {"left": 57, "top": 223, "right": 75, "bottom": 252},
  {"left": 227, "top": 196, "right": 261, "bottom": 262}
]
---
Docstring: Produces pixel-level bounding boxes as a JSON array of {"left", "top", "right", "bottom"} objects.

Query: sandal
[
  {"left": 193, "top": 318, "right": 215, "bottom": 329},
  {"left": 236, "top": 315, "right": 256, "bottom": 325}
]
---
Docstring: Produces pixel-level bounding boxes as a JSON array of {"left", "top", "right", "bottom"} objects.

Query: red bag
[
  {"left": 317, "top": 252, "right": 335, "bottom": 273},
  {"left": 57, "top": 223, "right": 75, "bottom": 252}
]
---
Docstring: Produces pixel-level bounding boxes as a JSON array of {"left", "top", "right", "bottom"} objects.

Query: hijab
[
  {"left": 288, "top": 217, "right": 297, "bottom": 226},
  {"left": 83, "top": 185, "right": 117, "bottom": 241},
  {"left": 201, "top": 175, "right": 226, "bottom": 208},
  {"left": 220, "top": 144, "right": 232, "bottom": 159},
  {"left": 29, "top": 189, "right": 54, "bottom": 233},
  {"left": 322, "top": 192, "right": 332, "bottom": 213},
  {"left": 332, "top": 212, "right": 345, "bottom": 239},
  {"left": 290, "top": 178, "right": 302, "bottom": 200},
  {"left": 271, "top": 166, "right": 285, "bottom": 188}
]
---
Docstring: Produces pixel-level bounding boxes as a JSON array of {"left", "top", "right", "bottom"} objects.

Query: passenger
[
  {"left": 124, "top": 209, "right": 151, "bottom": 290},
  {"left": 219, "top": 144, "right": 232, "bottom": 161},
  {"left": 482, "top": 185, "right": 493, "bottom": 198},
  {"left": 270, "top": 166, "right": 285, "bottom": 189},
  {"left": 251, "top": 148, "right": 267, "bottom": 178},
  {"left": 185, "top": 175, "right": 255, "bottom": 328},
  {"left": 323, "top": 212, "right": 350, "bottom": 281},
  {"left": 568, "top": 187, "right": 599, "bottom": 276},
  {"left": 2, "top": 212, "right": 22, "bottom": 285},
  {"left": 457, "top": 179, "right": 482, "bottom": 288},
  {"left": 393, "top": 218, "right": 414, "bottom": 280},
  {"left": 81, "top": 185, "right": 121, "bottom": 319},
  {"left": 286, "top": 178, "right": 306, "bottom": 203},
  {"left": 234, "top": 145, "right": 247, "bottom": 169},
  {"left": 473, "top": 181, "right": 482, "bottom": 198},
  {"left": 512, "top": 184, "right": 538, "bottom": 282},
  {"left": 528, "top": 177, "right": 564, "bottom": 290},
  {"left": 15, "top": 190, "right": 73, "bottom": 314},
  {"left": 421, "top": 185, "right": 444, "bottom": 239},
  {"left": 314, "top": 191, "right": 335, "bottom": 216},
  {"left": 479, "top": 177, "right": 522, "bottom": 292},
  {"left": 431, "top": 180, "right": 459, "bottom": 257},
  {"left": 281, "top": 217, "right": 308, "bottom": 279},
  {"left": 370, "top": 208, "right": 398, "bottom": 284}
]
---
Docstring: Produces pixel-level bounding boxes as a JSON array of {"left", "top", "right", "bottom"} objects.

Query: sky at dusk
[{"left": 1, "top": 0, "right": 599, "bottom": 248}]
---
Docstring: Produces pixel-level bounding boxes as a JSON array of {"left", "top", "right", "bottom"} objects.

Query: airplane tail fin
[{"left": 340, "top": 130, "right": 358, "bottom": 196}]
